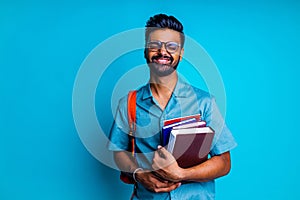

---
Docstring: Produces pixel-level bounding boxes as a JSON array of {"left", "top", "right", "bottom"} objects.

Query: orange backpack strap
[
  {"left": 120, "top": 90, "right": 137, "bottom": 184},
  {"left": 127, "top": 90, "right": 137, "bottom": 157}
]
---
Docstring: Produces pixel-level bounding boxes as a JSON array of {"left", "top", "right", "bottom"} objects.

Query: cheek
[
  {"left": 172, "top": 54, "right": 180, "bottom": 61},
  {"left": 147, "top": 52, "right": 156, "bottom": 60},
  {"left": 145, "top": 53, "right": 154, "bottom": 63}
]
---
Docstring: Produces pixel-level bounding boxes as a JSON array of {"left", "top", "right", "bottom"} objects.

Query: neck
[{"left": 149, "top": 72, "right": 178, "bottom": 99}]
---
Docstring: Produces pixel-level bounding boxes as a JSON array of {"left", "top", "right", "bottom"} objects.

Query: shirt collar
[
  {"left": 142, "top": 83, "right": 152, "bottom": 100},
  {"left": 173, "top": 76, "right": 189, "bottom": 98}
]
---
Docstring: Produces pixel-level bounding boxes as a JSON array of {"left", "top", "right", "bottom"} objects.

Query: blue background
[{"left": 1, "top": 0, "right": 300, "bottom": 199}]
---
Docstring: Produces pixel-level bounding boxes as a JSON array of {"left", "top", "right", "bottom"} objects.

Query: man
[{"left": 108, "top": 13, "right": 237, "bottom": 199}]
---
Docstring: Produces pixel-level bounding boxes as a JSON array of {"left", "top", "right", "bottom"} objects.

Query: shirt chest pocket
[
  {"left": 135, "top": 112, "right": 160, "bottom": 139},
  {"left": 136, "top": 114, "right": 151, "bottom": 127}
]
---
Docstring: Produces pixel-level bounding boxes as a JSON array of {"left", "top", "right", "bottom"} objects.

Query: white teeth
[{"left": 157, "top": 58, "right": 170, "bottom": 64}]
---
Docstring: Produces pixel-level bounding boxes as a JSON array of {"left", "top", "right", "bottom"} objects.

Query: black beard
[{"left": 146, "top": 54, "right": 180, "bottom": 77}]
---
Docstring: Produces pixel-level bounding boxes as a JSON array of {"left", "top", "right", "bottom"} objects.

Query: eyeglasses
[{"left": 146, "top": 41, "right": 181, "bottom": 53}]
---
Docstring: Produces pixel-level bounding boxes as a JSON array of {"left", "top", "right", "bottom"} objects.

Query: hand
[
  {"left": 135, "top": 169, "right": 181, "bottom": 193},
  {"left": 152, "top": 146, "right": 184, "bottom": 182}
]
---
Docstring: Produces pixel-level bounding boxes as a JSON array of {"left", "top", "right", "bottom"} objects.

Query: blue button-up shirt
[{"left": 108, "top": 77, "right": 237, "bottom": 200}]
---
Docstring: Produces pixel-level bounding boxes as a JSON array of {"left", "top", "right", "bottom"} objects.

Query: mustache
[{"left": 151, "top": 54, "right": 174, "bottom": 63}]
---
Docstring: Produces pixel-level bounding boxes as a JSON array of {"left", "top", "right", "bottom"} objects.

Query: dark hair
[{"left": 145, "top": 14, "right": 185, "bottom": 46}]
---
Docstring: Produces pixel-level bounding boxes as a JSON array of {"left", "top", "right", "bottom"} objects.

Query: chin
[{"left": 149, "top": 63, "right": 177, "bottom": 77}]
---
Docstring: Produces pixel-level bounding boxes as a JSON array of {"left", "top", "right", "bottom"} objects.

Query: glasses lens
[
  {"left": 166, "top": 42, "right": 179, "bottom": 52},
  {"left": 147, "top": 41, "right": 161, "bottom": 49}
]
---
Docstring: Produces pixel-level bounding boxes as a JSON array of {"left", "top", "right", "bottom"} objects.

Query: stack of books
[{"left": 161, "top": 114, "right": 215, "bottom": 168}]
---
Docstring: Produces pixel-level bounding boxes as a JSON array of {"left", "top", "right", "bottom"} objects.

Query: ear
[
  {"left": 144, "top": 48, "right": 147, "bottom": 59},
  {"left": 179, "top": 47, "right": 184, "bottom": 61}
]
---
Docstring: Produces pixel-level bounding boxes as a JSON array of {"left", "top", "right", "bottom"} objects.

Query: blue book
[{"left": 161, "top": 118, "right": 197, "bottom": 147}]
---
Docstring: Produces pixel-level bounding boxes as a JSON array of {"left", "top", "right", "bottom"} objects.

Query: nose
[{"left": 158, "top": 43, "right": 169, "bottom": 54}]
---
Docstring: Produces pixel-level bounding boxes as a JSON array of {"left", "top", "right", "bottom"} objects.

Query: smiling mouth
[{"left": 152, "top": 57, "right": 172, "bottom": 65}]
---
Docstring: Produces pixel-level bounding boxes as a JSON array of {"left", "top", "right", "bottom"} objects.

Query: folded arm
[{"left": 113, "top": 151, "right": 181, "bottom": 193}]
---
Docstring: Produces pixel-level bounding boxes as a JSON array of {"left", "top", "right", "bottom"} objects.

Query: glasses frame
[{"left": 146, "top": 41, "right": 181, "bottom": 53}]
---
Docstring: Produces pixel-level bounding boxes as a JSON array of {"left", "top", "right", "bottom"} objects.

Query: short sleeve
[
  {"left": 107, "top": 96, "right": 130, "bottom": 151},
  {"left": 204, "top": 97, "right": 237, "bottom": 156}
]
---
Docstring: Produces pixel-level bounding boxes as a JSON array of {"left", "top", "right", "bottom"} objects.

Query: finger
[
  {"left": 165, "top": 181, "right": 180, "bottom": 187},
  {"left": 153, "top": 150, "right": 160, "bottom": 160},
  {"left": 151, "top": 172, "right": 176, "bottom": 186},
  {"left": 153, "top": 148, "right": 166, "bottom": 161},
  {"left": 157, "top": 146, "right": 174, "bottom": 161},
  {"left": 151, "top": 171, "right": 164, "bottom": 181},
  {"left": 152, "top": 175, "right": 179, "bottom": 188},
  {"left": 154, "top": 182, "right": 181, "bottom": 193},
  {"left": 157, "top": 146, "right": 169, "bottom": 154},
  {"left": 158, "top": 149, "right": 166, "bottom": 159}
]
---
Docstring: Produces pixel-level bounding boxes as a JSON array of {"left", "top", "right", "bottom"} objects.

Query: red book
[
  {"left": 163, "top": 114, "right": 201, "bottom": 126},
  {"left": 167, "top": 126, "right": 215, "bottom": 168}
]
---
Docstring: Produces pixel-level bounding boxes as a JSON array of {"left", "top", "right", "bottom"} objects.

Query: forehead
[{"left": 148, "top": 28, "right": 181, "bottom": 43}]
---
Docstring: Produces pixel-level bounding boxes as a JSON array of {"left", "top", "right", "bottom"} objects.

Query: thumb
[{"left": 157, "top": 145, "right": 168, "bottom": 153}]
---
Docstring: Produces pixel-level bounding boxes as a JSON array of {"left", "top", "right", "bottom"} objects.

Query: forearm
[
  {"left": 179, "top": 151, "right": 231, "bottom": 182},
  {"left": 113, "top": 151, "right": 138, "bottom": 174}
]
